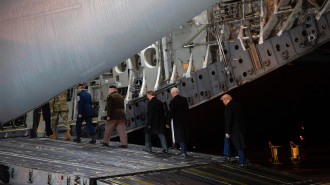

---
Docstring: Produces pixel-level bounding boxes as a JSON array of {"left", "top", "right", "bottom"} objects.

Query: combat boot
[
  {"left": 89, "top": 134, "right": 96, "bottom": 144},
  {"left": 73, "top": 135, "right": 81, "bottom": 143},
  {"left": 63, "top": 128, "right": 72, "bottom": 140},
  {"left": 49, "top": 128, "right": 57, "bottom": 139}
]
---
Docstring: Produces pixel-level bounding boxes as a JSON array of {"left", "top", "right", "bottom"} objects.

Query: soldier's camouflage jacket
[{"left": 49, "top": 91, "right": 68, "bottom": 112}]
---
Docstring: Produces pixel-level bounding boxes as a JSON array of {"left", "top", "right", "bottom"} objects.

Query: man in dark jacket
[
  {"left": 73, "top": 83, "right": 96, "bottom": 144},
  {"left": 0, "top": 164, "right": 9, "bottom": 183},
  {"left": 101, "top": 85, "right": 127, "bottom": 148},
  {"left": 143, "top": 90, "right": 168, "bottom": 153},
  {"left": 31, "top": 102, "right": 52, "bottom": 138},
  {"left": 221, "top": 94, "right": 247, "bottom": 166},
  {"left": 166, "top": 87, "right": 189, "bottom": 157}
]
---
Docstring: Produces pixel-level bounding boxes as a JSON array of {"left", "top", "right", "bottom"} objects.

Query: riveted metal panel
[
  {"left": 222, "top": 40, "right": 231, "bottom": 60},
  {"left": 157, "top": 89, "right": 172, "bottom": 112},
  {"left": 316, "top": 14, "right": 330, "bottom": 44},
  {"left": 213, "top": 41, "right": 236, "bottom": 91},
  {"left": 179, "top": 73, "right": 200, "bottom": 106},
  {"left": 270, "top": 31, "right": 296, "bottom": 65},
  {"left": 215, "top": 61, "right": 235, "bottom": 92},
  {"left": 195, "top": 68, "right": 213, "bottom": 102},
  {"left": 289, "top": 25, "right": 313, "bottom": 55},
  {"left": 304, "top": 15, "right": 319, "bottom": 46},
  {"left": 157, "top": 89, "right": 172, "bottom": 105},
  {"left": 7, "top": 165, "right": 81, "bottom": 185},
  {"left": 257, "top": 39, "right": 279, "bottom": 71},
  {"left": 126, "top": 104, "right": 136, "bottom": 128},
  {"left": 228, "top": 40, "right": 255, "bottom": 83},
  {"left": 132, "top": 98, "right": 148, "bottom": 128},
  {"left": 207, "top": 63, "right": 222, "bottom": 95}
]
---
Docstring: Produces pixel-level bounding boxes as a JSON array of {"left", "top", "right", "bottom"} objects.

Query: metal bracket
[
  {"left": 11, "top": 168, "right": 14, "bottom": 179},
  {"left": 28, "top": 170, "right": 33, "bottom": 184},
  {"left": 47, "top": 173, "right": 52, "bottom": 185},
  {"left": 67, "top": 176, "right": 71, "bottom": 185}
]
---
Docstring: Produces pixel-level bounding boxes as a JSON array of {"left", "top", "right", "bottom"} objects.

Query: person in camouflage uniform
[{"left": 49, "top": 91, "right": 71, "bottom": 140}]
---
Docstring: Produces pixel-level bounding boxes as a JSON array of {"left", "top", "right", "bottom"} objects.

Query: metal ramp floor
[
  {"left": 0, "top": 138, "right": 319, "bottom": 185},
  {"left": 99, "top": 163, "right": 318, "bottom": 185}
]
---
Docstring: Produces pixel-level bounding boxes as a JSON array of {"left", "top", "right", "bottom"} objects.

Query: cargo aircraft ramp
[{"left": 0, "top": 138, "right": 318, "bottom": 185}]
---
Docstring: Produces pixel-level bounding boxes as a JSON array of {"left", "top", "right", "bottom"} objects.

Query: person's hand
[
  {"left": 166, "top": 125, "right": 170, "bottom": 128},
  {"left": 78, "top": 114, "right": 82, "bottom": 118},
  {"left": 50, "top": 109, "right": 53, "bottom": 113},
  {"left": 107, "top": 117, "right": 110, "bottom": 121},
  {"left": 225, "top": 133, "right": 230, "bottom": 138}
]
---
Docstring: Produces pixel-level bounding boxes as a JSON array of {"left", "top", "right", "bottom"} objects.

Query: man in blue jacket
[{"left": 73, "top": 83, "right": 96, "bottom": 144}]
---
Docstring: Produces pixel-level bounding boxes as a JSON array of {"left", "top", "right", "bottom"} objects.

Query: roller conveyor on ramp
[{"left": 0, "top": 138, "right": 318, "bottom": 185}]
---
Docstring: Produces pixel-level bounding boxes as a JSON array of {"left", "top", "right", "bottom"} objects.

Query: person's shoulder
[
  {"left": 116, "top": 92, "right": 124, "bottom": 98},
  {"left": 85, "top": 90, "right": 91, "bottom": 96},
  {"left": 178, "top": 95, "right": 188, "bottom": 102},
  {"left": 112, "top": 92, "right": 123, "bottom": 99},
  {"left": 81, "top": 90, "right": 90, "bottom": 97},
  {"left": 228, "top": 100, "right": 242, "bottom": 108},
  {"left": 154, "top": 97, "right": 162, "bottom": 104},
  {"left": 230, "top": 100, "right": 240, "bottom": 106},
  {"left": 170, "top": 96, "right": 177, "bottom": 103},
  {"left": 153, "top": 97, "right": 160, "bottom": 101}
]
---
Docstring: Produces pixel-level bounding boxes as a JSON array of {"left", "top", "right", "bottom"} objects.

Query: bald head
[{"left": 221, "top": 94, "right": 232, "bottom": 105}]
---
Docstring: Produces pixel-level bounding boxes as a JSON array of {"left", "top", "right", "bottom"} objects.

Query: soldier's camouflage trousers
[{"left": 51, "top": 111, "right": 70, "bottom": 130}]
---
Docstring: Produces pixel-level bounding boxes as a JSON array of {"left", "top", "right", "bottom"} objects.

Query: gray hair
[{"left": 171, "top": 87, "right": 179, "bottom": 94}]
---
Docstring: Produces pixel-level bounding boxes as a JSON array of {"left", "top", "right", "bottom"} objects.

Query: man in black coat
[
  {"left": 221, "top": 94, "right": 248, "bottom": 166},
  {"left": 166, "top": 87, "right": 189, "bottom": 157},
  {"left": 0, "top": 164, "right": 9, "bottom": 183},
  {"left": 143, "top": 90, "right": 167, "bottom": 152}
]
